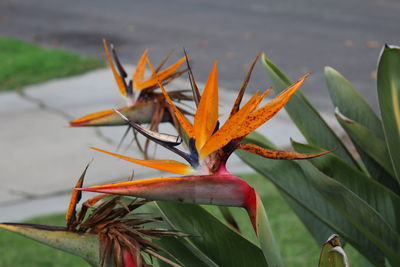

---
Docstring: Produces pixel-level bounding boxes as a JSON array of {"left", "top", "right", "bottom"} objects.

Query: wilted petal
[
  {"left": 229, "top": 52, "right": 261, "bottom": 117},
  {"left": 237, "top": 143, "right": 330, "bottom": 160}
]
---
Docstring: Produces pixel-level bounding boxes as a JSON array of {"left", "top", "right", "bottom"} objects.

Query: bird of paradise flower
[{"left": 81, "top": 54, "right": 328, "bottom": 266}]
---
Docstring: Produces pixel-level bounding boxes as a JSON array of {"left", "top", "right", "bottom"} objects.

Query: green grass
[
  {"left": 0, "top": 173, "right": 362, "bottom": 266},
  {"left": 0, "top": 37, "right": 105, "bottom": 91}
]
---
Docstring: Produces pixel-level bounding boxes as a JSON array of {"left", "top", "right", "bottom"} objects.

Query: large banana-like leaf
[
  {"left": 156, "top": 236, "right": 214, "bottom": 267},
  {"left": 324, "top": 67, "right": 397, "bottom": 188},
  {"left": 335, "top": 110, "right": 396, "bottom": 180},
  {"left": 325, "top": 67, "right": 383, "bottom": 137},
  {"left": 297, "top": 161, "right": 400, "bottom": 265},
  {"left": 237, "top": 137, "right": 385, "bottom": 265},
  {"left": 0, "top": 223, "right": 99, "bottom": 266},
  {"left": 292, "top": 141, "right": 400, "bottom": 232},
  {"left": 156, "top": 201, "right": 270, "bottom": 267},
  {"left": 280, "top": 193, "right": 339, "bottom": 246},
  {"left": 253, "top": 193, "right": 284, "bottom": 267},
  {"left": 377, "top": 45, "right": 400, "bottom": 184},
  {"left": 261, "top": 54, "right": 356, "bottom": 166},
  {"left": 243, "top": 133, "right": 336, "bottom": 246}
]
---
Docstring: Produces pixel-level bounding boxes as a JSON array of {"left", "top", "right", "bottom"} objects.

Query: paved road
[{"left": 1, "top": 0, "right": 399, "bottom": 110}]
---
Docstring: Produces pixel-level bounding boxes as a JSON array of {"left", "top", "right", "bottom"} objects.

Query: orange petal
[
  {"left": 103, "top": 39, "right": 127, "bottom": 97},
  {"left": 145, "top": 58, "right": 194, "bottom": 138},
  {"left": 133, "top": 48, "right": 149, "bottom": 90},
  {"left": 194, "top": 61, "right": 219, "bottom": 150},
  {"left": 91, "top": 147, "right": 193, "bottom": 175},
  {"left": 237, "top": 143, "right": 330, "bottom": 160},
  {"left": 233, "top": 74, "right": 309, "bottom": 139},
  {"left": 136, "top": 56, "right": 186, "bottom": 90},
  {"left": 200, "top": 91, "right": 263, "bottom": 158}
]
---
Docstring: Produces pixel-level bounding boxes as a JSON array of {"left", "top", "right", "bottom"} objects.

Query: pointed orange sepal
[
  {"left": 133, "top": 48, "right": 150, "bottom": 90},
  {"left": 91, "top": 147, "right": 193, "bottom": 175},
  {"left": 135, "top": 57, "right": 186, "bottom": 91},
  {"left": 145, "top": 58, "right": 194, "bottom": 138},
  {"left": 233, "top": 73, "right": 309, "bottom": 139},
  {"left": 199, "top": 91, "right": 263, "bottom": 158},
  {"left": 237, "top": 143, "right": 330, "bottom": 160},
  {"left": 103, "top": 39, "right": 127, "bottom": 97},
  {"left": 194, "top": 61, "right": 219, "bottom": 151},
  {"left": 66, "top": 165, "right": 89, "bottom": 228}
]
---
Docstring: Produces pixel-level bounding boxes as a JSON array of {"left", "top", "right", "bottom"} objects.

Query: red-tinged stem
[{"left": 123, "top": 249, "right": 137, "bottom": 267}]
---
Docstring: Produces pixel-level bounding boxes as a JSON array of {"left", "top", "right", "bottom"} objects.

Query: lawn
[
  {"left": 0, "top": 37, "right": 104, "bottom": 91},
  {"left": 0, "top": 173, "right": 361, "bottom": 266}
]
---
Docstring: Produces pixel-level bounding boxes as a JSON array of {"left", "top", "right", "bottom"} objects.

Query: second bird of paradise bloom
[
  {"left": 69, "top": 39, "right": 190, "bottom": 128},
  {"left": 79, "top": 54, "right": 328, "bottom": 240}
]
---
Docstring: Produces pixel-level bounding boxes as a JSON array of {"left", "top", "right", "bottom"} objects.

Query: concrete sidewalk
[{"left": 0, "top": 67, "right": 342, "bottom": 222}]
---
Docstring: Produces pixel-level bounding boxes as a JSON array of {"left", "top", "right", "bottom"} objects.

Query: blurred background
[{"left": 1, "top": 0, "right": 399, "bottom": 111}]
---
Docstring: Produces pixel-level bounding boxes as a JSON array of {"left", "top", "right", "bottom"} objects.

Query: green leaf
[
  {"left": 244, "top": 133, "right": 337, "bottom": 246},
  {"left": 237, "top": 137, "right": 385, "bottom": 265},
  {"left": 155, "top": 202, "right": 269, "bottom": 267},
  {"left": 324, "top": 66, "right": 383, "bottom": 137},
  {"left": 335, "top": 110, "right": 396, "bottom": 179},
  {"left": 261, "top": 54, "right": 357, "bottom": 166},
  {"left": 324, "top": 67, "right": 396, "bottom": 187},
  {"left": 318, "top": 234, "right": 349, "bottom": 267},
  {"left": 254, "top": 193, "right": 284, "bottom": 267},
  {"left": 292, "top": 141, "right": 400, "bottom": 232},
  {"left": 297, "top": 161, "right": 400, "bottom": 265},
  {"left": 0, "top": 223, "right": 99, "bottom": 266},
  {"left": 280, "top": 193, "right": 339, "bottom": 245},
  {"left": 377, "top": 45, "right": 400, "bottom": 184},
  {"left": 156, "top": 237, "right": 210, "bottom": 267}
]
